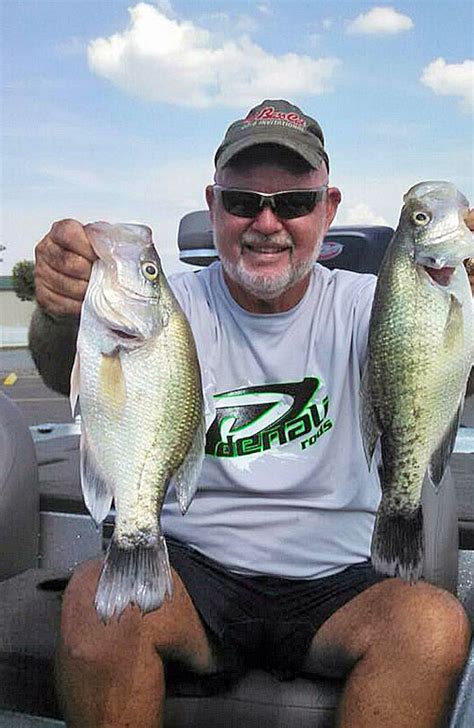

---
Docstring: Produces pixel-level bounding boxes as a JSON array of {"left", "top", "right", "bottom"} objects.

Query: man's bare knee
[
  {"left": 60, "top": 560, "right": 106, "bottom": 661},
  {"left": 380, "top": 582, "right": 471, "bottom": 673},
  {"left": 305, "top": 579, "right": 471, "bottom": 678},
  {"left": 58, "top": 559, "right": 170, "bottom": 728},
  {"left": 59, "top": 558, "right": 215, "bottom": 673}
]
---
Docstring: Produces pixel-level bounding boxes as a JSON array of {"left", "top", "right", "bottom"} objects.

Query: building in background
[{"left": 0, "top": 276, "right": 35, "bottom": 347}]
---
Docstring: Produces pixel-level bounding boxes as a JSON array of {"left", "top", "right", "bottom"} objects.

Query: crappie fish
[
  {"left": 70, "top": 222, "right": 205, "bottom": 622},
  {"left": 361, "top": 181, "right": 474, "bottom": 581}
]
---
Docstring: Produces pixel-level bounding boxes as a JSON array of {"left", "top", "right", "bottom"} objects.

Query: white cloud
[
  {"left": 340, "top": 203, "right": 388, "bottom": 226},
  {"left": 155, "top": 0, "right": 174, "bottom": 17},
  {"left": 197, "top": 10, "right": 258, "bottom": 36},
  {"left": 421, "top": 57, "right": 474, "bottom": 112},
  {"left": 346, "top": 6, "right": 413, "bottom": 35},
  {"left": 87, "top": 2, "right": 340, "bottom": 108},
  {"left": 235, "top": 14, "right": 259, "bottom": 34}
]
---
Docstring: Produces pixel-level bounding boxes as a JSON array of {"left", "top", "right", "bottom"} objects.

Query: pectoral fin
[
  {"left": 98, "top": 351, "right": 126, "bottom": 415},
  {"left": 428, "top": 400, "right": 463, "bottom": 489},
  {"left": 443, "top": 294, "right": 464, "bottom": 351}
]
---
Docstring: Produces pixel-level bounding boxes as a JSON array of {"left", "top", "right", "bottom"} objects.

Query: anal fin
[
  {"left": 428, "top": 400, "right": 464, "bottom": 489},
  {"left": 360, "top": 366, "right": 380, "bottom": 469},
  {"left": 70, "top": 351, "right": 80, "bottom": 417},
  {"left": 174, "top": 416, "right": 205, "bottom": 514},
  {"left": 80, "top": 429, "right": 113, "bottom": 525}
]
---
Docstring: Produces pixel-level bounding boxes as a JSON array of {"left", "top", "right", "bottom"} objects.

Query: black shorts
[{"left": 167, "top": 538, "right": 387, "bottom": 682}]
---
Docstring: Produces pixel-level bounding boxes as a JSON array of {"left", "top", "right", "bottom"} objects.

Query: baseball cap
[{"left": 214, "top": 99, "right": 329, "bottom": 172}]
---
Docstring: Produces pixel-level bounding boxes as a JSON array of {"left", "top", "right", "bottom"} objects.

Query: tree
[{"left": 12, "top": 259, "right": 35, "bottom": 301}]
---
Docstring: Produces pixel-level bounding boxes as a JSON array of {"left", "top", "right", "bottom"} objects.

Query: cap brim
[{"left": 216, "top": 134, "right": 327, "bottom": 171}]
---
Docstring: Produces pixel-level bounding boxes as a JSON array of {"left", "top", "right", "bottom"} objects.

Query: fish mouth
[
  {"left": 120, "top": 285, "right": 157, "bottom": 302},
  {"left": 110, "top": 328, "right": 143, "bottom": 342},
  {"left": 422, "top": 265, "right": 456, "bottom": 287}
]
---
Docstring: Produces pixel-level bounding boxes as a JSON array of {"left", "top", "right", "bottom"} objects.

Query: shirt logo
[{"left": 205, "top": 377, "right": 333, "bottom": 458}]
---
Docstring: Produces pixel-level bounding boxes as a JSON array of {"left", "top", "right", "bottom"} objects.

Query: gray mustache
[{"left": 240, "top": 231, "right": 294, "bottom": 251}]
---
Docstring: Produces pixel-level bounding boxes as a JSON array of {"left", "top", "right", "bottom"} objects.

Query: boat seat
[
  {"left": 0, "top": 393, "right": 39, "bottom": 582},
  {"left": 177, "top": 210, "right": 393, "bottom": 275}
]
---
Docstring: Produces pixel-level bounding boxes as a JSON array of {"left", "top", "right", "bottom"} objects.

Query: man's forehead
[{"left": 216, "top": 162, "right": 328, "bottom": 188}]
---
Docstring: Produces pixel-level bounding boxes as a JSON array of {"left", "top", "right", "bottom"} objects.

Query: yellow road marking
[{"left": 0, "top": 376, "right": 40, "bottom": 381}]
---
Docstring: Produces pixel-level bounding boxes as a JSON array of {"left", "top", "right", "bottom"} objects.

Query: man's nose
[{"left": 250, "top": 204, "right": 284, "bottom": 235}]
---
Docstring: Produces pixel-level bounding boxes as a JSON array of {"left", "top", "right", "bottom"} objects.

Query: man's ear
[
  {"left": 205, "top": 185, "right": 215, "bottom": 223},
  {"left": 326, "top": 186, "right": 342, "bottom": 228}
]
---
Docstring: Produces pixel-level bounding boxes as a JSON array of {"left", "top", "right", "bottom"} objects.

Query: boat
[{"left": 1, "top": 218, "right": 473, "bottom": 727}]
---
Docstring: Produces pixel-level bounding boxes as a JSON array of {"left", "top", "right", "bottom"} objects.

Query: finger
[
  {"left": 38, "top": 239, "right": 94, "bottom": 283},
  {"left": 464, "top": 258, "right": 474, "bottom": 297},
  {"left": 36, "top": 287, "right": 84, "bottom": 318},
  {"left": 35, "top": 257, "right": 89, "bottom": 303},
  {"left": 465, "top": 209, "right": 474, "bottom": 232},
  {"left": 49, "top": 219, "right": 97, "bottom": 263}
]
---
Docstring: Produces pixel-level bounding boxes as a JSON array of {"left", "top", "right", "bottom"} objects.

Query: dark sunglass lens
[
  {"left": 221, "top": 190, "right": 261, "bottom": 217},
  {"left": 275, "top": 191, "right": 318, "bottom": 219}
]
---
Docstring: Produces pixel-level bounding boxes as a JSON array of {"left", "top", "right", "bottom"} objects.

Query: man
[{"left": 31, "top": 100, "right": 472, "bottom": 728}]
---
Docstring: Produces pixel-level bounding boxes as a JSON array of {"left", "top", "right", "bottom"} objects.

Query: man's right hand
[{"left": 35, "top": 219, "right": 97, "bottom": 317}]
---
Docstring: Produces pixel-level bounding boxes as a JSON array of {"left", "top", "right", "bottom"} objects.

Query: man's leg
[
  {"left": 303, "top": 579, "right": 471, "bottom": 728},
  {"left": 56, "top": 559, "right": 219, "bottom": 728}
]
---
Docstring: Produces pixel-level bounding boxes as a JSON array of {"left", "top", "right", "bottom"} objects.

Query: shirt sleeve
[{"left": 28, "top": 307, "right": 79, "bottom": 395}]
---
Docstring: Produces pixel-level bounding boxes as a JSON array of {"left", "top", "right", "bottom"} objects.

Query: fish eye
[
  {"left": 141, "top": 261, "right": 159, "bottom": 281},
  {"left": 412, "top": 210, "right": 431, "bottom": 226}
]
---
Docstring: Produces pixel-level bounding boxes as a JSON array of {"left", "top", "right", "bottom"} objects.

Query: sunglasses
[{"left": 213, "top": 184, "right": 328, "bottom": 220}]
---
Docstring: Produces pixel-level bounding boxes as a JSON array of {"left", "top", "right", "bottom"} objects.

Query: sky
[{"left": 2, "top": 0, "right": 473, "bottom": 275}]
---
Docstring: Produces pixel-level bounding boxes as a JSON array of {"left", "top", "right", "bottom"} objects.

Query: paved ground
[
  {"left": 0, "top": 348, "right": 35, "bottom": 374},
  {"left": 0, "top": 348, "right": 71, "bottom": 427}
]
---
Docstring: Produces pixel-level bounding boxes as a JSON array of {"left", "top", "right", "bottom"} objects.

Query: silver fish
[
  {"left": 70, "top": 222, "right": 204, "bottom": 621},
  {"left": 361, "top": 181, "right": 474, "bottom": 581}
]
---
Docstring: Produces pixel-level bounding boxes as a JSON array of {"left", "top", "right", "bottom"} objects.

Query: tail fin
[
  {"left": 371, "top": 505, "right": 424, "bottom": 583},
  {"left": 94, "top": 535, "right": 173, "bottom": 623}
]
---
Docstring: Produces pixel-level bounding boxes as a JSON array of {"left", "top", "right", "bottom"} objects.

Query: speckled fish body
[
  {"left": 361, "top": 182, "right": 474, "bottom": 581},
  {"left": 70, "top": 222, "right": 204, "bottom": 622}
]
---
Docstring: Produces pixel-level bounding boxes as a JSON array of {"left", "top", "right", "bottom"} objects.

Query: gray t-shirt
[{"left": 161, "top": 261, "right": 381, "bottom": 579}]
